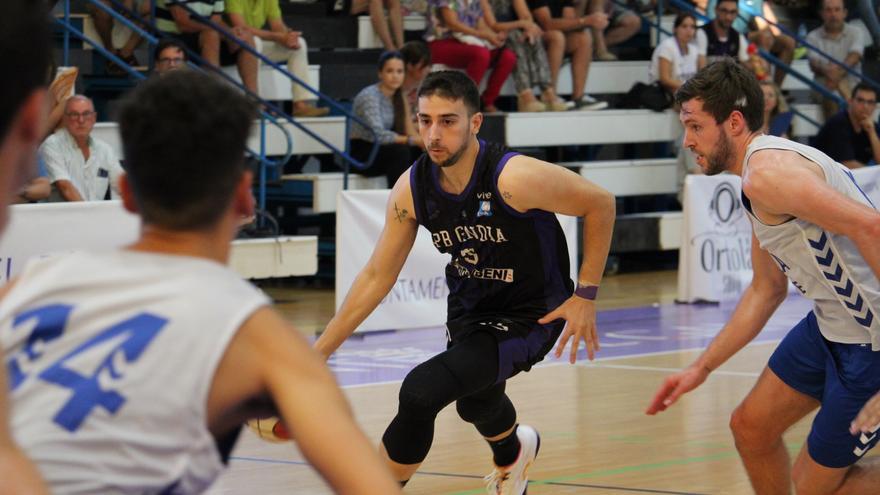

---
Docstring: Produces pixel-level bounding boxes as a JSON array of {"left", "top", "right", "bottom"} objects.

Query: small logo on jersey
[
  {"left": 479, "top": 321, "right": 509, "bottom": 332},
  {"left": 477, "top": 201, "right": 492, "bottom": 217}
]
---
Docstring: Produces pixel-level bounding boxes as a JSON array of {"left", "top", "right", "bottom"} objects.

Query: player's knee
[
  {"left": 397, "top": 364, "right": 449, "bottom": 420},
  {"left": 729, "top": 405, "right": 762, "bottom": 448},
  {"left": 456, "top": 397, "right": 492, "bottom": 424}
]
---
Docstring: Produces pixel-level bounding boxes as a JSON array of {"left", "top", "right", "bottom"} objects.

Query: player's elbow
[{"left": 587, "top": 188, "right": 616, "bottom": 220}]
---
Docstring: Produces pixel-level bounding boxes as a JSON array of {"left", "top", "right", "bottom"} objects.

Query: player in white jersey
[
  {"left": 646, "top": 59, "right": 880, "bottom": 494},
  {"left": 0, "top": 71, "right": 401, "bottom": 494},
  {"left": 0, "top": 1, "right": 53, "bottom": 493}
]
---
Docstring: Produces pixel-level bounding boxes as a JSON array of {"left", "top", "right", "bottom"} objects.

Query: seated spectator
[
  {"left": 760, "top": 79, "right": 793, "bottom": 137},
  {"left": 483, "top": 0, "right": 568, "bottom": 111},
  {"left": 650, "top": 13, "right": 705, "bottom": 95},
  {"left": 153, "top": 38, "right": 188, "bottom": 76},
  {"left": 226, "top": 0, "right": 329, "bottom": 117},
  {"left": 696, "top": 0, "right": 749, "bottom": 65},
  {"left": 424, "top": 0, "right": 516, "bottom": 112},
  {"left": 156, "top": 0, "right": 258, "bottom": 93},
  {"left": 529, "top": 0, "right": 609, "bottom": 110},
  {"left": 350, "top": 51, "right": 423, "bottom": 186},
  {"left": 807, "top": 0, "right": 864, "bottom": 118},
  {"left": 349, "top": 0, "right": 405, "bottom": 50},
  {"left": 401, "top": 40, "right": 433, "bottom": 115},
  {"left": 584, "top": 0, "right": 641, "bottom": 61},
  {"left": 39, "top": 96, "right": 123, "bottom": 202},
  {"left": 813, "top": 82, "right": 880, "bottom": 169},
  {"left": 705, "top": 0, "right": 795, "bottom": 86},
  {"left": 87, "top": 0, "right": 152, "bottom": 76}
]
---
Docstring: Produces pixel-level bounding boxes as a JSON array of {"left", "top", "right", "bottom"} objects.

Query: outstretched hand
[
  {"left": 539, "top": 295, "right": 598, "bottom": 363},
  {"left": 645, "top": 365, "right": 710, "bottom": 415}
]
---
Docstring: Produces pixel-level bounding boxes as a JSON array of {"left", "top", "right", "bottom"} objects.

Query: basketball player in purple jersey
[{"left": 316, "top": 70, "right": 616, "bottom": 494}]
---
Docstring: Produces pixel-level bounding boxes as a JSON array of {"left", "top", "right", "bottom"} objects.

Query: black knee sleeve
[
  {"left": 456, "top": 388, "right": 516, "bottom": 438},
  {"left": 382, "top": 359, "right": 458, "bottom": 464}
]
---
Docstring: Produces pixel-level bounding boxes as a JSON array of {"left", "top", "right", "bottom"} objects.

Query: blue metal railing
[
  {"left": 58, "top": 1, "right": 296, "bottom": 226},
  {"left": 175, "top": 2, "right": 381, "bottom": 190},
  {"left": 59, "top": 0, "right": 382, "bottom": 215}
]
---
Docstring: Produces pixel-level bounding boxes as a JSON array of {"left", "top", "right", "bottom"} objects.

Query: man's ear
[
  {"left": 233, "top": 170, "right": 255, "bottom": 219},
  {"left": 470, "top": 111, "right": 484, "bottom": 135},
  {"left": 119, "top": 173, "right": 139, "bottom": 214}
]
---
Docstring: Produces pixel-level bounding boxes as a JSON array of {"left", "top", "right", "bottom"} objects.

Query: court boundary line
[{"left": 340, "top": 339, "right": 780, "bottom": 389}]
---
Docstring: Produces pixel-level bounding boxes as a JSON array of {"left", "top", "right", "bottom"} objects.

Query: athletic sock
[{"left": 487, "top": 425, "right": 521, "bottom": 467}]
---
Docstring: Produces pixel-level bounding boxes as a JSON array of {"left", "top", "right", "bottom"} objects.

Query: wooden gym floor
[{"left": 206, "top": 270, "right": 858, "bottom": 494}]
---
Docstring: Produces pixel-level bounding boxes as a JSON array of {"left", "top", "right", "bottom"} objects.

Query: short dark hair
[
  {"left": 400, "top": 41, "right": 431, "bottom": 67},
  {"left": 117, "top": 71, "right": 256, "bottom": 230},
  {"left": 417, "top": 70, "right": 480, "bottom": 115},
  {"left": 675, "top": 59, "right": 765, "bottom": 132},
  {"left": 0, "top": 0, "right": 51, "bottom": 140},
  {"left": 153, "top": 38, "right": 188, "bottom": 64},
  {"left": 852, "top": 82, "right": 878, "bottom": 100}
]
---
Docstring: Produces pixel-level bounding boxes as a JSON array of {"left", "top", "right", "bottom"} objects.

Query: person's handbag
[{"left": 619, "top": 81, "right": 673, "bottom": 112}]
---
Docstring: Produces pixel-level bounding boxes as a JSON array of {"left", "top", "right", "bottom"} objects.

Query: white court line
[
  {"left": 581, "top": 362, "right": 761, "bottom": 377},
  {"left": 340, "top": 339, "right": 779, "bottom": 389}
]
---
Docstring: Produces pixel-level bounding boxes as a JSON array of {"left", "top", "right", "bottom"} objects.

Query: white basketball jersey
[
  {"left": 743, "top": 135, "right": 880, "bottom": 348},
  {"left": 0, "top": 250, "right": 269, "bottom": 494}
]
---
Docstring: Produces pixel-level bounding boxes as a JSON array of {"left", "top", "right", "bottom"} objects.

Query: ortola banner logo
[{"left": 708, "top": 181, "right": 743, "bottom": 227}]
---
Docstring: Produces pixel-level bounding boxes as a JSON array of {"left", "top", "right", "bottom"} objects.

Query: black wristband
[{"left": 574, "top": 284, "right": 598, "bottom": 300}]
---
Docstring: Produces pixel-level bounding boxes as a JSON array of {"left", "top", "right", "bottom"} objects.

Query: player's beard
[
  {"left": 436, "top": 123, "right": 471, "bottom": 168},
  {"left": 704, "top": 127, "right": 733, "bottom": 176}
]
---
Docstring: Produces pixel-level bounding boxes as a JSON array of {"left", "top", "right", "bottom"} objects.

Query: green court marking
[
  {"left": 608, "top": 435, "right": 653, "bottom": 444},
  {"left": 446, "top": 451, "right": 739, "bottom": 495}
]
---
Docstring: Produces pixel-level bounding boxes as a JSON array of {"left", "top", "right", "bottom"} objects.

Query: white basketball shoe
[{"left": 484, "top": 424, "right": 540, "bottom": 495}]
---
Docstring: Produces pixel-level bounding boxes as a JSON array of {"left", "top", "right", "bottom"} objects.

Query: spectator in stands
[
  {"left": 350, "top": 51, "right": 423, "bottom": 186},
  {"left": 705, "top": 0, "right": 795, "bottom": 86},
  {"left": 153, "top": 38, "right": 188, "bottom": 76},
  {"left": 401, "top": 41, "right": 432, "bottom": 115},
  {"left": 697, "top": 0, "right": 749, "bottom": 65},
  {"left": 584, "top": 0, "right": 640, "bottom": 61},
  {"left": 39, "top": 96, "right": 123, "bottom": 202},
  {"left": 87, "top": 0, "right": 151, "bottom": 76},
  {"left": 650, "top": 13, "right": 705, "bottom": 95},
  {"left": 349, "top": 0, "right": 405, "bottom": 50},
  {"left": 807, "top": 0, "right": 864, "bottom": 118},
  {"left": 528, "top": 0, "right": 609, "bottom": 110},
  {"left": 424, "top": 0, "right": 517, "bottom": 112},
  {"left": 226, "top": 0, "right": 329, "bottom": 117},
  {"left": 760, "top": 79, "right": 793, "bottom": 137},
  {"left": 814, "top": 82, "right": 880, "bottom": 169},
  {"left": 156, "top": 0, "right": 258, "bottom": 93},
  {"left": 483, "top": 0, "right": 568, "bottom": 111}
]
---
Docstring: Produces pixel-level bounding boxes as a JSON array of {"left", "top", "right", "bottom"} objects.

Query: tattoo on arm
[
  {"left": 394, "top": 203, "right": 409, "bottom": 223},
  {"left": 502, "top": 191, "right": 512, "bottom": 200}
]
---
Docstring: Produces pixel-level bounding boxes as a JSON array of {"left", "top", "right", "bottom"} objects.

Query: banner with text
[
  {"left": 677, "top": 167, "right": 880, "bottom": 303},
  {"left": 337, "top": 190, "right": 579, "bottom": 333}
]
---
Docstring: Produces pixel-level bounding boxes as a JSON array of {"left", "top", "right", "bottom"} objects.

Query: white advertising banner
[
  {"left": 0, "top": 201, "right": 140, "bottom": 284},
  {"left": 677, "top": 166, "right": 880, "bottom": 303},
  {"left": 336, "top": 190, "right": 579, "bottom": 333}
]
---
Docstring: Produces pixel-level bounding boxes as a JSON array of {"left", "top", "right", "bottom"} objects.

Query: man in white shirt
[
  {"left": 39, "top": 95, "right": 123, "bottom": 202},
  {"left": 807, "top": 0, "right": 865, "bottom": 118}
]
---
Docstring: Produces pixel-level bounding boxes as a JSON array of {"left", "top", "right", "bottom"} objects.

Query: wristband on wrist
[{"left": 574, "top": 283, "right": 599, "bottom": 300}]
